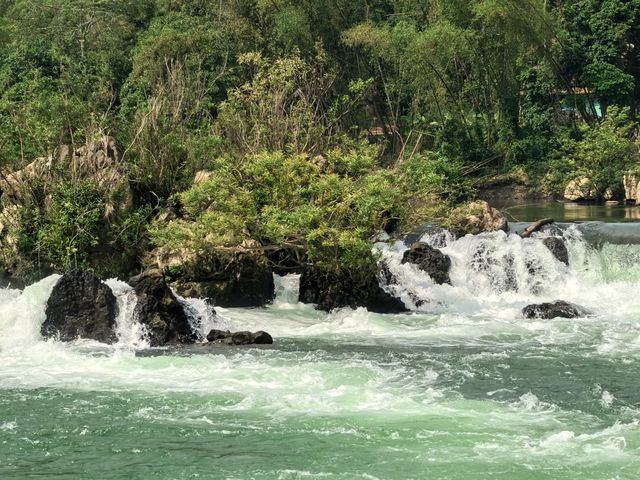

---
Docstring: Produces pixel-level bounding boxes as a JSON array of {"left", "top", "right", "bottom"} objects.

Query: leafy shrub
[
  {"left": 13, "top": 181, "right": 152, "bottom": 278},
  {"left": 149, "top": 147, "right": 408, "bottom": 271},
  {"left": 561, "top": 106, "right": 639, "bottom": 196},
  {"left": 399, "top": 151, "right": 472, "bottom": 200},
  {"left": 22, "top": 181, "right": 105, "bottom": 272}
]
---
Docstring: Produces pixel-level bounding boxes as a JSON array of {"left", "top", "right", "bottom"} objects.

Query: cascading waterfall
[
  {"left": 273, "top": 273, "right": 302, "bottom": 306},
  {"left": 174, "top": 292, "right": 231, "bottom": 339},
  {"left": 1, "top": 225, "right": 639, "bottom": 347},
  {"left": 376, "top": 224, "right": 640, "bottom": 319},
  {"left": 0, "top": 274, "right": 60, "bottom": 351},
  {"left": 105, "top": 278, "right": 148, "bottom": 349},
  {"left": 0, "top": 275, "right": 153, "bottom": 350}
]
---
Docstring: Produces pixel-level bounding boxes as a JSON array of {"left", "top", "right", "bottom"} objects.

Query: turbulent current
[{"left": 2, "top": 223, "right": 640, "bottom": 479}]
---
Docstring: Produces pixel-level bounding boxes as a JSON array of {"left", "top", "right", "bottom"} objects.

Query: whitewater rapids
[{"left": 1, "top": 224, "right": 639, "bottom": 479}]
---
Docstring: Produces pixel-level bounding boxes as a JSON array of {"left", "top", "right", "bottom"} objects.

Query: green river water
[{"left": 2, "top": 220, "right": 640, "bottom": 479}]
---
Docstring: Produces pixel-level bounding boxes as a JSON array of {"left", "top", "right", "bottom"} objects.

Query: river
[{"left": 1, "top": 217, "right": 640, "bottom": 479}]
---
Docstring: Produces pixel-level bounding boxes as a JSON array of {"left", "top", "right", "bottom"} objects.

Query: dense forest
[{"left": 0, "top": 0, "right": 639, "bottom": 288}]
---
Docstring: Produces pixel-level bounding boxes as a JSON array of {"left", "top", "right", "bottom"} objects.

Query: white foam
[
  {"left": 273, "top": 273, "right": 302, "bottom": 306},
  {"left": 105, "top": 278, "right": 148, "bottom": 348},
  {"left": 0, "top": 275, "right": 59, "bottom": 350}
]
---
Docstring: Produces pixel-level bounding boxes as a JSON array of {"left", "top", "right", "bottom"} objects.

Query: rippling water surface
[{"left": 1, "top": 226, "right": 640, "bottom": 479}]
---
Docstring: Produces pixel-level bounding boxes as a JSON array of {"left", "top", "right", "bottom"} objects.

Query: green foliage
[
  {"left": 12, "top": 180, "right": 151, "bottom": 278},
  {"left": 20, "top": 181, "right": 105, "bottom": 272},
  {"left": 582, "top": 62, "right": 635, "bottom": 105},
  {"left": 563, "top": 106, "right": 640, "bottom": 195},
  {"left": 399, "top": 152, "right": 472, "bottom": 200},
  {"left": 217, "top": 49, "right": 351, "bottom": 156},
  {"left": 150, "top": 148, "right": 407, "bottom": 270},
  {"left": 343, "top": 1, "right": 551, "bottom": 159},
  {"left": 0, "top": 0, "right": 155, "bottom": 168}
]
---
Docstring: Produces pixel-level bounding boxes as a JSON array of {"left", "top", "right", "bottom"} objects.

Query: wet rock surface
[
  {"left": 206, "top": 329, "right": 273, "bottom": 345},
  {"left": 543, "top": 237, "right": 569, "bottom": 265},
  {"left": 129, "top": 269, "right": 196, "bottom": 346},
  {"left": 401, "top": 242, "right": 451, "bottom": 285},
  {"left": 299, "top": 266, "right": 407, "bottom": 313},
  {"left": 42, "top": 271, "right": 118, "bottom": 343},
  {"left": 169, "top": 253, "right": 275, "bottom": 308},
  {"left": 538, "top": 223, "right": 565, "bottom": 237},
  {"left": 522, "top": 300, "right": 591, "bottom": 319}
]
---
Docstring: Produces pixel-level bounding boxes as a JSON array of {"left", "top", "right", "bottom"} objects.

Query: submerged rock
[
  {"left": 299, "top": 266, "right": 407, "bottom": 313},
  {"left": 206, "top": 329, "right": 273, "bottom": 345},
  {"left": 542, "top": 237, "right": 569, "bottom": 266},
  {"left": 379, "top": 261, "right": 397, "bottom": 286},
  {"left": 469, "top": 242, "right": 518, "bottom": 292},
  {"left": 522, "top": 300, "right": 590, "bottom": 319},
  {"left": 42, "top": 271, "right": 118, "bottom": 343},
  {"left": 129, "top": 269, "right": 196, "bottom": 346},
  {"left": 401, "top": 242, "right": 451, "bottom": 285}
]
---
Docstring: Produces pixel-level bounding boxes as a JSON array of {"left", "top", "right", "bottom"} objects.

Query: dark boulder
[
  {"left": 172, "top": 254, "right": 275, "bottom": 308},
  {"left": 42, "top": 271, "right": 118, "bottom": 343},
  {"left": 129, "top": 269, "right": 196, "bottom": 346},
  {"left": 299, "top": 266, "right": 407, "bottom": 313},
  {"left": 542, "top": 237, "right": 569, "bottom": 266},
  {"left": 206, "top": 329, "right": 273, "bottom": 345},
  {"left": 522, "top": 300, "right": 591, "bottom": 319},
  {"left": 401, "top": 242, "right": 452, "bottom": 285}
]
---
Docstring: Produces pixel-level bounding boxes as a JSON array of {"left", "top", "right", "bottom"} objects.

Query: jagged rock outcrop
[
  {"left": 206, "top": 329, "right": 273, "bottom": 346},
  {"left": 129, "top": 269, "right": 196, "bottom": 346},
  {"left": 603, "top": 187, "right": 621, "bottom": 202},
  {"left": 42, "top": 271, "right": 118, "bottom": 343},
  {"left": 542, "top": 237, "right": 569, "bottom": 265},
  {"left": 522, "top": 300, "right": 590, "bottom": 319},
  {"left": 401, "top": 242, "right": 451, "bottom": 285},
  {"left": 156, "top": 249, "right": 275, "bottom": 308},
  {"left": 299, "top": 266, "right": 407, "bottom": 313},
  {"left": 564, "top": 176, "right": 596, "bottom": 202},
  {"left": 446, "top": 201, "right": 507, "bottom": 236},
  {"left": 0, "top": 135, "right": 132, "bottom": 216},
  {"left": 193, "top": 170, "right": 214, "bottom": 185},
  {"left": 0, "top": 136, "right": 134, "bottom": 283}
]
